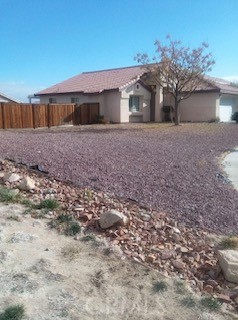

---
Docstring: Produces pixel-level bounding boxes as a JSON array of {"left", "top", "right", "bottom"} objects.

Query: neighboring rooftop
[
  {"left": 35, "top": 65, "right": 238, "bottom": 96},
  {"left": 0, "top": 92, "right": 21, "bottom": 103}
]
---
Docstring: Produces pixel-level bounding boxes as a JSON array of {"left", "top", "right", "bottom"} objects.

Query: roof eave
[
  {"left": 35, "top": 88, "right": 119, "bottom": 96},
  {"left": 220, "top": 89, "right": 238, "bottom": 95}
]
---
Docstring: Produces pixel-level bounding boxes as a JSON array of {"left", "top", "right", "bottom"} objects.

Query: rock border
[{"left": 0, "top": 158, "right": 238, "bottom": 312}]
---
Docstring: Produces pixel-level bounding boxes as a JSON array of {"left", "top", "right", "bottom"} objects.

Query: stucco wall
[
  {"left": 38, "top": 91, "right": 122, "bottom": 123},
  {"left": 103, "top": 91, "right": 121, "bottom": 123},
  {"left": 180, "top": 92, "right": 220, "bottom": 122},
  {"left": 120, "top": 82, "right": 151, "bottom": 122},
  {"left": 39, "top": 94, "right": 104, "bottom": 108}
]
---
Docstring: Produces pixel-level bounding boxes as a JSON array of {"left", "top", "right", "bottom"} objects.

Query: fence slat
[
  {"left": 0, "top": 103, "right": 4, "bottom": 129},
  {"left": 21, "top": 104, "right": 33, "bottom": 128}
]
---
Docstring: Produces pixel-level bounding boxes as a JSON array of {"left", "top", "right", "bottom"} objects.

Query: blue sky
[{"left": 1, "top": 0, "right": 238, "bottom": 101}]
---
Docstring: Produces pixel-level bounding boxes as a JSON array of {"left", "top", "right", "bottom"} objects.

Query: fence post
[
  {"left": 32, "top": 104, "right": 36, "bottom": 129},
  {"left": 47, "top": 104, "right": 50, "bottom": 128},
  {"left": 88, "top": 103, "right": 91, "bottom": 124},
  {"left": 1, "top": 103, "right": 5, "bottom": 129},
  {"left": 73, "top": 104, "right": 76, "bottom": 125}
]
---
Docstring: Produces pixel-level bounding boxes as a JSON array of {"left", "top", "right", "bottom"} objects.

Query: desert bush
[
  {"left": 0, "top": 304, "right": 25, "bottom": 320},
  {"left": 219, "top": 235, "right": 238, "bottom": 249},
  {"left": 0, "top": 187, "right": 20, "bottom": 203},
  {"left": 92, "top": 115, "right": 108, "bottom": 124},
  {"left": 49, "top": 216, "right": 81, "bottom": 236},
  {"left": 231, "top": 111, "right": 238, "bottom": 123},
  {"left": 34, "top": 199, "right": 60, "bottom": 211},
  {"left": 64, "top": 221, "right": 81, "bottom": 236},
  {"left": 200, "top": 296, "right": 221, "bottom": 311},
  {"left": 153, "top": 280, "right": 168, "bottom": 293}
]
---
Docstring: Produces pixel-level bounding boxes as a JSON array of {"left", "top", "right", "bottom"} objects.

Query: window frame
[
  {"left": 71, "top": 97, "right": 79, "bottom": 103},
  {"left": 49, "top": 98, "right": 56, "bottom": 104},
  {"left": 129, "top": 95, "right": 141, "bottom": 112}
]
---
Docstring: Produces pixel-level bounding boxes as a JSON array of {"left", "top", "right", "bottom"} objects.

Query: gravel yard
[{"left": 0, "top": 123, "right": 238, "bottom": 234}]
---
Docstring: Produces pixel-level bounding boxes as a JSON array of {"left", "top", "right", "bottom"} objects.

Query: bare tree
[{"left": 135, "top": 35, "right": 215, "bottom": 125}]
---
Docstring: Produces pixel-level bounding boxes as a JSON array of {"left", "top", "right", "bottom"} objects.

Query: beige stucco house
[{"left": 35, "top": 65, "right": 238, "bottom": 123}]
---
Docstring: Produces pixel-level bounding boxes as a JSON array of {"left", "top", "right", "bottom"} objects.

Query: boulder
[
  {"left": 3, "top": 173, "right": 21, "bottom": 183},
  {"left": 99, "top": 210, "right": 128, "bottom": 229},
  {"left": 217, "top": 250, "right": 238, "bottom": 283},
  {"left": 172, "top": 259, "right": 185, "bottom": 270},
  {"left": 19, "top": 176, "right": 36, "bottom": 191},
  {"left": 0, "top": 172, "right": 5, "bottom": 179}
]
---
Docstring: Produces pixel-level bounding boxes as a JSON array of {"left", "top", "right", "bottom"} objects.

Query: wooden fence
[{"left": 0, "top": 103, "right": 100, "bottom": 129}]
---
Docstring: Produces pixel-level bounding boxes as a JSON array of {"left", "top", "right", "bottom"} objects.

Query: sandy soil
[{"left": 0, "top": 202, "right": 234, "bottom": 320}]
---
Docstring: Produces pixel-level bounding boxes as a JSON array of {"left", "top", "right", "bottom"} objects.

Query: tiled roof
[
  {"left": 35, "top": 65, "right": 238, "bottom": 96},
  {"left": 36, "top": 65, "right": 145, "bottom": 95},
  {"left": 204, "top": 76, "right": 238, "bottom": 94},
  {"left": 219, "top": 82, "right": 238, "bottom": 94}
]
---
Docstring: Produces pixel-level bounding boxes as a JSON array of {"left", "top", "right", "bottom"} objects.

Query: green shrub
[
  {"left": 0, "top": 187, "right": 19, "bottom": 203},
  {"left": 219, "top": 235, "right": 238, "bottom": 249},
  {"left": 200, "top": 296, "right": 221, "bottom": 311},
  {"left": 92, "top": 115, "right": 107, "bottom": 124},
  {"left": 49, "top": 213, "right": 81, "bottom": 236},
  {"left": 34, "top": 199, "right": 60, "bottom": 211},
  {"left": 153, "top": 281, "right": 168, "bottom": 293},
  {"left": 65, "top": 221, "right": 81, "bottom": 236},
  {"left": 0, "top": 304, "right": 25, "bottom": 320},
  {"left": 231, "top": 111, "right": 238, "bottom": 123}
]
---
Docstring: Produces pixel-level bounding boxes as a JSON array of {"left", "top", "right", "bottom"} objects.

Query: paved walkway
[{"left": 223, "top": 148, "right": 238, "bottom": 191}]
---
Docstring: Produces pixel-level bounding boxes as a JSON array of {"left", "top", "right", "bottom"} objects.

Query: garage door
[{"left": 219, "top": 105, "right": 232, "bottom": 122}]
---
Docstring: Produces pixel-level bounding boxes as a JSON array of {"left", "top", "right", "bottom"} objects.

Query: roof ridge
[
  {"left": 82, "top": 64, "right": 143, "bottom": 74},
  {"left": 205, "top": 75, "right": 231, "bottom": 85}
]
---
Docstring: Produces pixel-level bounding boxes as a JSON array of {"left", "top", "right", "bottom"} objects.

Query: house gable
[{"left": 0, "top": 92, "right": 21, "bottom": 103}]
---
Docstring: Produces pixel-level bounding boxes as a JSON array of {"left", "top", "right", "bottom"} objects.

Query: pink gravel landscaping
[{"left": 0, "top": 123, "right": 238, "bottom": 234}]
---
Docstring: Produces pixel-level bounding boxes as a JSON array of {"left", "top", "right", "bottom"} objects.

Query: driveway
[{"left": 0, "top": 123, "right": 238, "bottom": 233}]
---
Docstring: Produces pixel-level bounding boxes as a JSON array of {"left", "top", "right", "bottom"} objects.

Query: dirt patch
[{"left": 0, "top": 203, "right": 232, "bottom": 320}]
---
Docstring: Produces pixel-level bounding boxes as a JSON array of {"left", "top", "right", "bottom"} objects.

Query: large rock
[
  {"left": 0, "top": 172, "right": 5, "bottom": 179},
  {"left": 99, "top": 210, "right": 128, "bottom": 229},
  {"left": 3, "top": 173, "right": 21, "bottom": 183},
  {"left": 19, "top": 176, "right": 36, "bottom": 191},
  {"left": 217, "top": 250, "right": 238, "bottom": 283}
]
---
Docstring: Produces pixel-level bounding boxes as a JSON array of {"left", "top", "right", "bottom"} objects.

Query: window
[
  {"left": 71, "top": 97, "right": 79, "bottom": 103},
  {"left": 49, "top": 98, "right": 56, "bottom": 103},
  {"left": 129, "top": 96, "right": 140, "bottom": 112}
]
